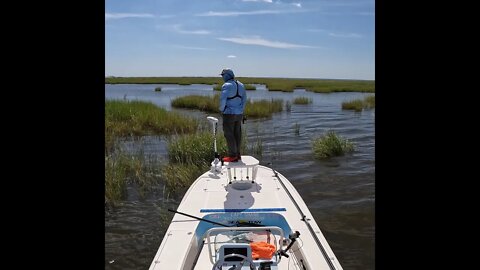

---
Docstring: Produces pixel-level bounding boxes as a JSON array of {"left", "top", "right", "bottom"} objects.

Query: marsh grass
[
  {"left": 312, "top": 130, "right": 355, "bottom": 159},
  {"left": 162, "top": 130, "right": 258, "bottom": 197},
  {"left": 244, "top": 99, "right": 283, "bottom": 118},
  {"left": 167, "top": 132, "right": 228, "bottom": 166},
  {"left": 105, "top": 149, "right": 162, "bottom": 206},
  {"left": 171, "top": 95, "right": 220, "bottom": 112},
  {"left": 249, "top": 135, "right": 263, "bottom": 157},
  {"left": 161, "top": 163, "right": 206, "bottom": 195},
  {"left": 293, "top": 97, "right": 312, "bottom": 104},
  {"left": 105, "top": 155, "right": 127, "bottom": 206},
  {"left": 341, "top": 99, "right": 364, "bottom": 112},
  {"left": 105, "top": 100, "right": 198, "bottom": 152},
  {"left": 171, "top": 95, "right": 283, "bottom": 118},
  {"left": 364, "top": 95, "right": 375, "bottom": 109},
  {"left": 105, "top": 100, "right": 202, "bottom": 205},
  {"left": 106, "top": 77, "right": 374, "bottom": 93},
  {"left": 213, "top": 84, "right": 256, "bottom": 91},
  {"left": 106, "top": 100, "right": 198, "bottom": 136},
  {"left": 164, "top": 132, "right": 225, "bottom": 197},
  {"left": 341, "top": 95, "right": 376, "bottom": 112}
]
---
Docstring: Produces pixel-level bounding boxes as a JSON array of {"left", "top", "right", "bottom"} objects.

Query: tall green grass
[
  {"left": 161, "top": 163, "right": 205, "bottom": 195},
  {"left": 244, "top": 99, "right": 283, "bottom": 118},
  {"left": 312, "top": 130, "right": 355, "bottom": 159},
  {"left": 167, "top": 132, "right": 228, "bottom": 167},
  {"left": 105, "top": 100, "right": 198, "bottom": 151},
  {"left": 106, "top": 100, "right": 198, "bottom": 136},
  {"left": 171, "top": 95, "right": 283, "bottom": 118},
  {"left": 341, "top": 95, "right": 376, "bottom": 112},
  {"left": 213, "top": 84, "right": 256, "bottom": 91},
  {"left": 105, "top": 100, "right": 200, "bottom": 205},
  {"left": 364, "top": 95, "right": 375, "bottom": 109},
  {"left": 293, "top": 97, "right": 312, "bottom": 104},
  {"left": 105, "top": 149, "right": 161, "bottom": 206},
  {"left": 171, "top": 95, "right": 220, "bottom": 113},
  {"left": 162, "top": 131, "right": 256, "bottom": 197}
]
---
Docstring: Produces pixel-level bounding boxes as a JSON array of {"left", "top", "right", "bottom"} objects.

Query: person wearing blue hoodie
[{"left": 218, "top": 68, "right": 247, "bottom": 162}]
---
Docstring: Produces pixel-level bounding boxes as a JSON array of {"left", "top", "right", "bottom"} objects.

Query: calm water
[{"left": 105, "top": 84, "right": 375, "bottom": 270}]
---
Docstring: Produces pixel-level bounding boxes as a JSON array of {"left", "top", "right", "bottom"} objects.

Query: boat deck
[{"left": 149, "top": 156, "right": 342, "bottom": 270}]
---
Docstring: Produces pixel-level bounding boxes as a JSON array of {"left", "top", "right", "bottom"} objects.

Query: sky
[{"left": 105, "top": 0, "right": 375, "bottom": 80}]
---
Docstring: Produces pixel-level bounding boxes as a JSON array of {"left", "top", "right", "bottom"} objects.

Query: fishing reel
[{"left": 277, "top": 231, "right": 300, "bottom": 258}]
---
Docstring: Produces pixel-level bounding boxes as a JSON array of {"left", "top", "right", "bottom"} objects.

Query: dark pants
[{"left": 222, "top": 114, "right": 243, "bottom": 157}]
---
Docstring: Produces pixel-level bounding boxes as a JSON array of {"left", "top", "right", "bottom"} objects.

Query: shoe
[{"left": 223, "top": 156, "right": 239, "bottom": 162}]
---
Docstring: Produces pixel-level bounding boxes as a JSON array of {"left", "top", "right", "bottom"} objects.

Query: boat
[{"left": 148, "top": 117, "right": 343, "bottom": 270}]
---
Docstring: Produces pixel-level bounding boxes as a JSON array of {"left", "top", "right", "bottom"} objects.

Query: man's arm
[
  {"left": 219, "top": 84, "right": 228, "bottom": 113},
  {"left": 241, "top": 84, "right": 247, "bottom": 111}
]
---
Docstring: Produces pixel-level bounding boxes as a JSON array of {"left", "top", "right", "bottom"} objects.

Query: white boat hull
[{"left": 149, "top": 156, "right": 343, "bottom": 270}]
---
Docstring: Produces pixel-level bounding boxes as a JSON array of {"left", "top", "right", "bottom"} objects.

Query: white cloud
[
  {"left": 328, "top": 32, "right": 363, "bottom": 38},
  {"left": 292, "top": 3, "right": 301, "bottom": 8},
  {"left": 159, "top": 24, "right": 211, "bottom": 35},
  {"left": 227, "top": 55, "right": 237, "bottom": 58},
  {"left": 242, "top": 0, "right": 273, "bottom": 2},
  {"left": 177, "top": 28, "right": 211, "bottom": 35},
  {"left": 157, "top": 15, "right": 175, "bottom": 19},
  {"left": 218, "top": 36, "right": 316, "bottom": 49},
  {"left": 173, "top": 45, "right": 212, "bottom": 50},
  {"left": 196, "top": 9, "right": 304, "bottom": 17},
  {"left": 105, "top": 13, "right": 154, "bottom": 20}
]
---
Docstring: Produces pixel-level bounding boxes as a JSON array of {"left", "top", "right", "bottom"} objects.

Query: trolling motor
[
  {"left": 207, "top": 116, "right": 223, "bottom": 173},
  {"left": 277, "top": 231, "right": 301, "bottom": 258}
]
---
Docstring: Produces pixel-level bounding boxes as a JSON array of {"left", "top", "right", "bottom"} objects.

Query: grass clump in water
[
  {"left": 167, "top": 132, "right": 228, "bottom": 167},
  {"left": 105, "top": 100, "right": 198, "bottom": 151},
  {"left": 161, "top": 163, "right": 205, "bottom": 195},
  {"left": 171, "top": 95, "right": 220, "bottom": 112},
  {"left": 163, "top": 131, "right": 247, "bottom": 197},
  {"left": 342, "top": 95, "right": 375, "bottom": 112},
  {"left": 105, "top": 149, "right": 161, "bottom": 206},
  {"left": 171, "top": 95, "right": 283, "bottom": 118},
  {"left": 213, "top": 84, "right": 256, "bottom": 91},
  {"left": 106, "top": 100, "right": 198, "bottom": 136},
  {"left": 293, "top": 97, "right": 312, "bottom": 104},
  {"left": 312, "top": 130, "right": 355, "bottom": 159},
  {"left": 244, "top": 99, "right": 283, "bottom": 118}
]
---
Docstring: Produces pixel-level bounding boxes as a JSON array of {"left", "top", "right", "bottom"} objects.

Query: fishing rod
[
  {"left": 168, "top": 209, "right": 264, "bottom": 228},
  {"left": 168, "top": 209, "right": 229, "bottom": 227}
]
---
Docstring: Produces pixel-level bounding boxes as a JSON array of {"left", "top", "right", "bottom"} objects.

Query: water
[{"left": 105, "top": 83, "right": 375, "bottom": 270}]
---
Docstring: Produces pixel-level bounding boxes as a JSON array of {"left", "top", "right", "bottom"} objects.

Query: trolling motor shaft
[{"left": 207, "top": 116, "right": 222, "bottom": 172}]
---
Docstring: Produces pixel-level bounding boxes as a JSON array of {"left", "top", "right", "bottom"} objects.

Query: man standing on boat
[{"left": 218, "top": 68, "right": 247, "bottom": 162}]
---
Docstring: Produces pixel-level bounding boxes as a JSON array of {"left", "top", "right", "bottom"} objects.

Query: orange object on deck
[{"left": 250, "top": 242, "right": 276, "bottom": 260}]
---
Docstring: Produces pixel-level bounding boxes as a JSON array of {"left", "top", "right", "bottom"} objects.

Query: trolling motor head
[{"left": 207, "top": 116, "right": 218, "bottom": 124}]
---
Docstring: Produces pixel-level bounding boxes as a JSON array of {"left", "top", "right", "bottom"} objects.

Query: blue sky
[{"left": 105, "top": 0, "right": 375, "bottom": 80}]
